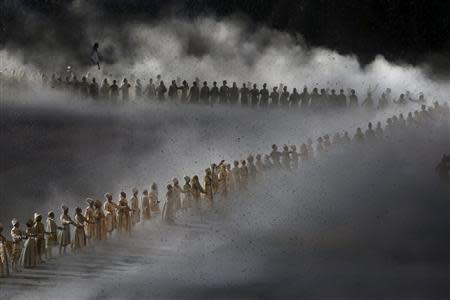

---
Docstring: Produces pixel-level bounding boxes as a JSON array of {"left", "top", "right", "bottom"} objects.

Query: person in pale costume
[
  {"left": 10, "top": 218, "right": 26, "bottom": 272},
  {"left": 59, "top": 206, "right": 76, "bottom": 254},
  {"left": 141, "top": 190, "right": 152, "bottom": 221},
  {"left": 130, "top": 188, "right": 140, "bottom": 227},
  {"left": 84, "top": 198, "right": 96, "bottom": 245},
  {"left": 0, "top": 223, "right": 10, "bottom": 277}
]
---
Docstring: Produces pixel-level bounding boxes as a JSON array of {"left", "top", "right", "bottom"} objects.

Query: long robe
[
  {"left": 11, "top": 227, "right": 24, "bottom": 263},
  {"left": 33, "top": 221, "right": 46, "bottom": 259},
  {"left": 182, "top": 183, "right": 193, "bottom": 209},
  {"left": 104, "top": 201, "right": 117, "bottom": 233},
  {"left": 84, "top": 206, "right": 96, "bottom": 239},
  {"left": 46, "top": 218, "right": 58, "bottom": 247},
  {"left": 0, "top": 234, "right": 9, "bottom": 277},
  {"left": 73, "top": 214, "right": 87, "bottom": 249},
  {"left": 130, "top": 196, "right": 140, "bottom": 226},
  {"left": 191, "top": 181, "right": 204, "bottom": 210},
  {"left": 162, "top": 191, "right": 176, "bottom": 224},
  {"left": 173, "top": 184, "right": 182, "bottom": 210},
  {"left": 117, "top": 198, "right": 131, "bottom": 234},
  {"left": 94, "top": 208, "right": 107, "bottom": 241},
  {"left": 60, "top": 214, "right": 73, "bottom": 247},
  {"left": 149, "top": 191, "right": 160, "bottom": 213},
  {"left": 141, "top": 195, "right": 151, "bottom": 220},
  {"left": 20, "top": 228, "right": 38, "bottom": 268},
  {"left": 204, "top": 174, "right": 213, "bottom": 206}
]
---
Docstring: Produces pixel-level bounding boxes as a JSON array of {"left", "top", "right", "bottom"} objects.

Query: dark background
[{"left": 1, "top": 0, "right": 450, "bottom": 77}]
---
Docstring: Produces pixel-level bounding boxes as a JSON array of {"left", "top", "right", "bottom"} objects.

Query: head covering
[
  {"left": 184, "top": 176, "right": 190, "bottom": 182},
  {"left": 11, "top": 218, "right": 18, "bottom": 226},
  {"left": 75, "top": 207, "right": 82, "bottom": 214},
  {"left": 62, "top": 205, "right": 68, "bottom": 211},
  {"left": 94, "top": 199, "right": 103, "bottom": 208},
  {"left": 34, "top": 213, "right": 41, "bottom": 221},
  {"left": 173, "top": 178, "right": 178, "bottom": 184},
  {"left": 104, "top": 192, "right": 112, "bottom": 200},
  {"left": 86, "top": 198, "right": 94, "bottom": 205},
  {"left": 26, "top": 218, "right": 34, "bottom": 227},
  {"left": 47, "top": 211, "right": 55, "bottom": 218},
  {"left": 132, "top": 188, "right": 138, "bottom": 195}
]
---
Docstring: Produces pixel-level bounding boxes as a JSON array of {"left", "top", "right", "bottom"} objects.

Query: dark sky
[{"left": 1, "top": 0, "right": 449, "bottom": 76}]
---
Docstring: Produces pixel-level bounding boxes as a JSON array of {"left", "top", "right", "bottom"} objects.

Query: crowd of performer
[
  {"left": 0, "top": 70, "right": 429, "bottom": 110},
  {"left": 1, "top": 99, "right": 447, "bottom": 278}
]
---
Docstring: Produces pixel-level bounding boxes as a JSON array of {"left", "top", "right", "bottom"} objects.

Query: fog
[{"left": 1, "top": 2, "right": 450, "bottom": 298}]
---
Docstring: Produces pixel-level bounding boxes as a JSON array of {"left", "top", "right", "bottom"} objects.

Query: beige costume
[
  {"left": 46, "top": 217, "right": 58, "bottom": 247},
  {"left": 84, "top": 202, "right": 96, "bottom": 240},
  {"left": 33, "top": 215, "right": 46, "bottom": 260},
  {"left": 0, "top": 230, "right": 9, "bottom": 277},
  {"left": 10, "top": 224, "right": 24, "bottom": 271},
  {"left": 104, "top": 198, "right": 117, "bottom": 233},
  {"left": 149, "top": 190, "right": 160, "bottom": 213},
  {"left": 117, "top": 196, "right": 131, "bottom": 233},
  {"left": 182, "top": 182, "right": 193, "bottom": 209},
  {"left": 130, "top": 195, "right": 140, "bottom": 226},
  {"left": 20, "top": 225, "right": 38, "bottom": 268},
  {"left": 73, "top": 213, "right": 87, "bottom": 249},
  {"left": 94, "top": 201, "right": 107, "bottom": 241},
  {"left": 60, "top": 213, "right": 73, "bottom": 247},
  {"left": 141, "top": 194, "right": 151, "bottom": 220},
  {"left": 162, "top": 189, "right": 176, "bottom": 224}
]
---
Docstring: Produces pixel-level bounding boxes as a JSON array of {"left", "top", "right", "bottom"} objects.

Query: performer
[
  {"left": 45, "top": 211, "right": 59, "bottom": 258},
  {"left": 130, "top": 188, "right": 140, "bottom": 227},
  {"left": 94, "top": 200, "right": 107, "bottom": 241},
  {"left": 104, "top": 193, "right": 118, "bottom": 235},
  {"left": 149, "top": 183, "right": 161, "bottom": 214},
  {"left": 181, "top": 176, "right": 193, "bottom": 209},
  {"left": 20, "top": 219, "right": 38, "bottom": 268},
  {"left": 162, "top": 185, "right": 176, "bottom": 224},
  {"left": 59, "top": 206, "right": 75, "bottom": 254},
  {"left": 141, "top": 190, "right": 152, "bottom": 220},
  {"left": 0, "top": 223, "right": 10, "bottom": 277},
  {"left": 84, "top": 198, "right": 96, "bottom": 244},
  {"left": 117, "top": 192, "right": 131, "bottom": 234},
  {"left": 73, "top": 208, "right": 88, "bottom": 250},
  {"left": 33, "top": 213, "right": 46, "bottom": 262},
  {"left": 10, "top": 218, "right": 25, "bottom": 272}
]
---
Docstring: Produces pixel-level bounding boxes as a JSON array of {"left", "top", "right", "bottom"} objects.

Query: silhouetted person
[
  {"left": 110, "top": 80, "right": 119, "bottom": 102},
  {"left": 168, "top": 80, "right": 178, "bottom": 101},
  {"left": 338, "top": 89, "right": 347, "bottom": 107},
  {"left": 178, "top": 80, "right": 188, "bottom": 103},
  {"left": 270, "top": 144, "right": 281, "bottom": 168},
  {"left": 362, "top": 92, "right": 374, "bottom": 111},
  {"left": 250, "top": 84, "right": 259, "bottom": 108},
  {"left": 219, "top": 80, "right": 229, "bottom": 104},
  {"left": 280, "top": 86, "right": 289, "bottom": 108},
  {"left": 144, "top": 78, "right": 156, "bottom": 101},
  {"left": 200, "top": 81, "right": 210, "bottom": 105},
  {"left": 349, "top": 89, "right": 358, "bottom": 108},
  {"left": 394, "top": 93, "right": 407, "bottom": 106},
  {"left": 135, "top": 79, "right": 142, "bottom": 99},
  {"left": 329, "top": 89, "right": 338, "bottom": 107},
  {"left": 300, "top": 87, "right": 310, "bottom": 109},
  {"left": 259, "top": 83, "right": 269, "bottom": 108},
  {"left": 189, "top": 81, "right": 200, "bottom": 104},
  {"left": 378, "top": 93, "right": 388, "bottom": 109},
  {"left": 210, "top": 81, "right": 219, "bottom": 105},
  {"left": 310, "top": 88, "right": 320, "bottom": 110},
  {"left": 229, "top": 82, "right": 239, "bottom": 105},
  {"left": 289, "top": 88, "right": 300, "bottom": 109},
  {"left": 80, "top": 76, "right": 89, "bottom": 99},
  {"left": 319, "top": 89, "right": 328, "bottom": 109},
  {"left": 120, "top": 78, "right": 131, "bottom": 102},
  {"left": 270, "top": 87, "right": 279, "bottom": 108},
  {"left": 89, "top": 78, "right": 99, "bottom": 100},
  {"left": 157, "top": 81, "right": 167, "bottom": 101},
  {"left": 240, "top": 83, "right": 249, "bottom": 107},
  {"left": 100, "top": 78, "right": 110, "bottom": 100}
]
